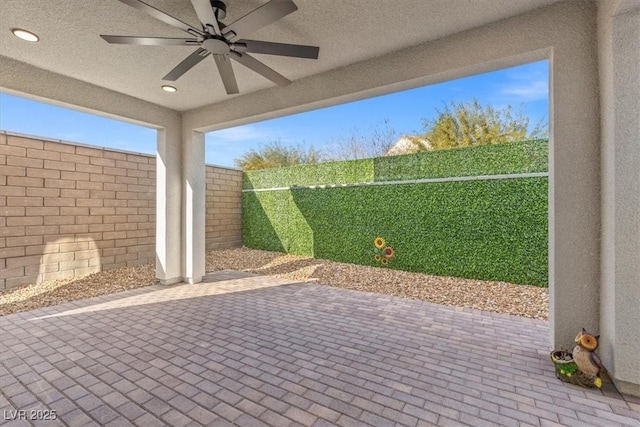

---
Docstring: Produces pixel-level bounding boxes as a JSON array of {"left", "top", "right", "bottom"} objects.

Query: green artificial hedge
[
  {"left": 373, "top": 139, "right": 548, "bottom": 182},
  {"left": 242, "top": 140, "right": 549, "bottom": 286},
  {"left": 243, "top": 157, "right": 374, "bottom": 189},
  {"left": 244, "top": 139, "right": 548, "bottom": 189}
]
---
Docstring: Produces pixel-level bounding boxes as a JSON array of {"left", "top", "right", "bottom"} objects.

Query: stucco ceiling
[{"left": 1, "top": 0, "right": 561, "bottom": 112}]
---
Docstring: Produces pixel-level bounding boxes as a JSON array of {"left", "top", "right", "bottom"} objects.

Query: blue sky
[{"left": 0, "top": 60, "right": 548, "bottom": 168}]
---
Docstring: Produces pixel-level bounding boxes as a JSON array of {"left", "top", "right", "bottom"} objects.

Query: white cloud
[
  {"left": 495, "top": 61, "right": 549, "bottom": 102},
  {"left": 206, "top": 124, "right": 276, "bottom": 144},
  {"left": 500, "top": 80, "right": 548, "bottom": 101},
  {"left": 204, "top": 124, "right": 312, "bottom": 167}
]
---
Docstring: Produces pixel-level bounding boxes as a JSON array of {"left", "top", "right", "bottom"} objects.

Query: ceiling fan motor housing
[{"left": 203, "top": 37, "right": 230, "bottom": 54}]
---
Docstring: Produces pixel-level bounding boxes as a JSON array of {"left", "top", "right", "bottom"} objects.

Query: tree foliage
[
  {"left": 323, "top": 119, "right": 398, "bottom": 160},
  {"left": 234, "top": 140, "right": 322, "bottom": 171},
  {"left": 420, "top": 98, "right": 548, "bottom": 150},
  {"left": 234, "top": 101, "right": 547, "bottom": 170}
]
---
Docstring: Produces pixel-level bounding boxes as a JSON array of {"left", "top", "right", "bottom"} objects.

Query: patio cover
[{"left": 0, "top": 0, "right": 638, "bottom": 396}]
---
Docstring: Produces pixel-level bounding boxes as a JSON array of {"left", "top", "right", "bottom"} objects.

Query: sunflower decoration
[
  {"left": 384, "top": 247, "right": 394, "bottom": 259},
  {"left": 374, "top": 237, "right": 385, "bottom": 249},
  {"left": 373, "top": 236, "right": 395, "bottom": 267}
]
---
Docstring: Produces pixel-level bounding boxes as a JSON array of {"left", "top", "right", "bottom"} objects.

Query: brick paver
[{"left": 1, "top": 270, "right": 639, "bottom": 426}]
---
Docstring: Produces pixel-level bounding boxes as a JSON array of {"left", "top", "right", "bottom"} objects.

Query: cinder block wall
[
  {"left": 206, "top": 166, "right": 242, "bottom": 250},
  {"left": 0, "top": 132, "right": 242, "bottom": 290}
]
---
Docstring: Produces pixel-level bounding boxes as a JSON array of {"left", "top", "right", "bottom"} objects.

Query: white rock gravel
[
  {"left": 0, "top": 263, "right": 157, "bottom": 316},
  {"left": 1, "top": 247, "right": 548, "bottom": 319},
  {"left": 206, "top": 248, "right": 549, "bottom": 320}
]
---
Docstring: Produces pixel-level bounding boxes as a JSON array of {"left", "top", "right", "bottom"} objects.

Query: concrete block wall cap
[
  {"left": 3, "top": 130, "right": 238, "bottom": 170},
  {"left": 243, "top": 172, "right": 549, "bottom": 192}
]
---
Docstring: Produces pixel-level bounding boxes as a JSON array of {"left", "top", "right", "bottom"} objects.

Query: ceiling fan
[{"left": 100, "top": 0, "right": 319, "bottom": 94}]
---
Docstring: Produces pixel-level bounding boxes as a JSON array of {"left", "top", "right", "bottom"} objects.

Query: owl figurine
[{"left": 573, "top": 328, "right": 605, "bottom": 379}]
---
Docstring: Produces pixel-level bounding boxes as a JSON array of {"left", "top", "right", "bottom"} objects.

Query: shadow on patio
[{"left": 1, "top": 271, "right": 638, "bottom": 426}]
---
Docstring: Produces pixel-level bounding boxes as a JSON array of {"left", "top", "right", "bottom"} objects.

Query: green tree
[
  {"left": 323, "top": 119, "right": 398, "bottom": 160},
  {"left": 420, "top": 98, "right": 547, "bottom": 150},
  {"left": 234, "top": 140, "right": 322, "bottom": 170}
]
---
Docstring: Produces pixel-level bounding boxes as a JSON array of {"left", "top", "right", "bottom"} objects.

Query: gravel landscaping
[
  {"left": 0, "top": 263, "right": 158, "bottom": 317},
  {"left": 1, "top": 247, "right": 548, "bottom": 319}
]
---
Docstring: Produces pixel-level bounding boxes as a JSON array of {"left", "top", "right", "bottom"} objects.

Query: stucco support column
[
  {"left": 182, "top": 130, "right": 206, "bottom": 284},
  {"left": 156, "top": 125, "right": 182, "bottom": 284},
  {"left": 599, "top": 2, "right": 640, "bottom": 397},
  {"left": 548, "top": 3, "right": 601, "bottom": 350}
]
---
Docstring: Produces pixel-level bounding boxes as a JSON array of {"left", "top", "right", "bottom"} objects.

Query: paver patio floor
[{"left": 1, "top": 271, "right": 639, "bottom": 427}]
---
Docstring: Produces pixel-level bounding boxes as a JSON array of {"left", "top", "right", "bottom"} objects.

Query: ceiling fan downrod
[{"left": 211, "top": 0, "right": 226, "bottom": 20}]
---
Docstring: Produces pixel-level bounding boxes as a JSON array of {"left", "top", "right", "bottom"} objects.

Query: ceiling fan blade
[
  {"left": 223, "top": 0, "right": 297, "bottom": 41},
  {"left": 191, "top": 0, "right": 220, "bottom": 35},
  {"left": 230, "top": 51, "right": 290, "bottom": 87},
  {"left": 101, "top": 35, "right": 199, "bottom": 46},
  {"left": 235, "top": 40, "right": 319, "bottom": 59},
  {"left": 163, "top": 48, "right": 210, "bottom": 81},
  {"left": 116, "top": 0, "right": 203, "bottom": 36},
  {"left": 213, "top": 55, "right": 239, "bottom": 94}
]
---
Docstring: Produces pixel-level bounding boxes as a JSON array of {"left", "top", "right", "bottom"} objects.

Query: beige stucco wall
[
  {"left": 0, "top": 132, "right": 242, "bottom": 290},
  {"left": 546, "top": 1, "right": 601, "bottom": 358},
  {"left": 598, "top": 0, "right": 640, "bottom": 397}
]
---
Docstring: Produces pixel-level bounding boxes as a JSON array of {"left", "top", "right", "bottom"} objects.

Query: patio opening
[
  {"left": 0, "top": 92, "right": 245, "bottom": 294},
  {"left": 207, "top": 59, "right": 550, "bottom": 314}
]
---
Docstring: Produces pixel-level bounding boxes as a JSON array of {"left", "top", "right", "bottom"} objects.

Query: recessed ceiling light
[
  {"left": 161, "top": 85, "right": 177, "bottom": 93},
  {"left": 12, "top": 28, "right": 39, "bottom": 42}
]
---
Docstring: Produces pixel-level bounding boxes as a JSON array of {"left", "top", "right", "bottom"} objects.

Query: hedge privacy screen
[{"left": 243, "top": 140, "right": 549, "bottom": 286}]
